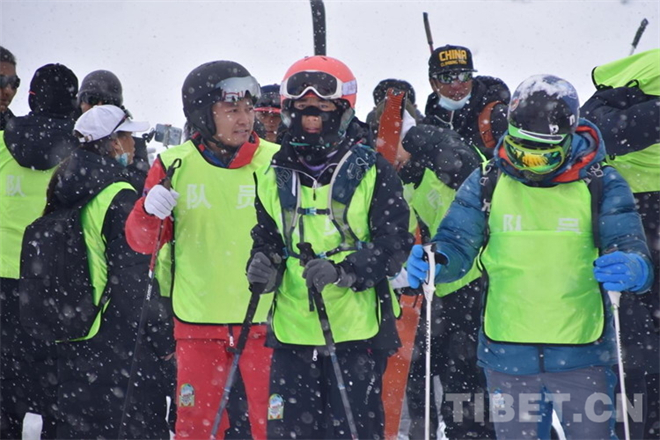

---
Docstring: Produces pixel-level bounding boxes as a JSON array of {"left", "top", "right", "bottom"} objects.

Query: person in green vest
[
  {"left": 46, "top": 104, "right": 172, "bottom": 439},
  {"left": 125, "top": 60, "right": 279, "bottom": 440},
  {"left": 368, "top": 80, "right": 494, "bottom": 438},
  {"left": 246, "top": 55, "right": 414, "bottom": 440},
  {"left": 582, "top": 48, "right": 660, "bottom": 440},
  {"left": 0, "top": 63, "right": 78, "bottom": 439},
  {"left": 407, "top": 74, "right": 654, "bottom": 440}
]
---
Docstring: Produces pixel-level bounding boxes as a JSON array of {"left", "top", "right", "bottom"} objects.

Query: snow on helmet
[
  {"left": 181, "top": 60, "right": 260, "bottom": 143},
  {"left": 508, "top": 74, "right": 579, "bottom": 144},
  {"left": 280, "top": 55, "right": 357, "bottom": 109},
  {"left": 78, "top": 70, "right": 123, "bottom": 107}
]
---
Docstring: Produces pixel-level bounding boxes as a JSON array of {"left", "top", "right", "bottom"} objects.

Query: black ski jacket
[
  {"left": 4, "top": 112, "right": 78, "bottom": 170},
  {"left": 424, "top": 75, "right": 510, "bottom": 159},
  {"left": 48, "top": 149, "right": 173, "bottom": 439},
  {"left": 400, "top": 123, "right": 481, "bottom": 192}
]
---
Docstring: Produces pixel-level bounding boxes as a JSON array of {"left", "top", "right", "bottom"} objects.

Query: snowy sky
[{"left": 2, "top": 0, "right": 659, "bottom": 140}]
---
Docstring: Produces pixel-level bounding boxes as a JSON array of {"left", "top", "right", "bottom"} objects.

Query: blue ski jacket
[{"left": 431, "top": 119, "right": 653, "bottom": 375}]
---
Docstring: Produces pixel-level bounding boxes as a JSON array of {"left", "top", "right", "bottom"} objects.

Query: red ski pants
[{"left": 174, "top": 326, "right": 271, "bottom": 439}]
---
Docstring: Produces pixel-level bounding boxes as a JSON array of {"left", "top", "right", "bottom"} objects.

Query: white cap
[{"left": 74, "top": 104, "right": 149, "bottom": 143}]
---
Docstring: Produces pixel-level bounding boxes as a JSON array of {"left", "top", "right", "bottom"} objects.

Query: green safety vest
[
  {"left": 256, "top": 146, "right": 382, "bottom": 345},
  {"left": 74, "top": 181, "right": 135, "bottom": 341},
  {"left": 592, "top": 48, "right": 660, "bottom": 96},
  {"left": 480, "top": 174, "right": 604, "bottom": 345},
  {"left": 607, "top": 145, "right": 660, "bottom": 193},
  {"left": 0, "top": 134, "right": 56, "bottom": 279},
  {"left": 406, "top": 168, "right": 481, "bottom": 297},
  {"left": 592, "top": 48, "right": 660, "bottom": 193},
  {"left": 156, "top": 139, "right": 278, "bottom": 324}
]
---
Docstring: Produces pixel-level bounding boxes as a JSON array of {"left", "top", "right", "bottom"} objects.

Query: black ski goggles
[
  {"left": 281, "top": 71, "right": 356, "bottom": 101},
  {"left": 0, "top": 75, "right": 20, "bottom": 89}
]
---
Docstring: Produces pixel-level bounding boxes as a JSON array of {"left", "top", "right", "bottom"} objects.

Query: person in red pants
[{"left": 125, "top": 60, "right": 279, "bottom": 439}]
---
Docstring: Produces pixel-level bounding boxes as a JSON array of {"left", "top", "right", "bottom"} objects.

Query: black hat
[
  {"left": 428, "top": 44, "right": 476, "bottom": 78},
  {"left": 255, "top": 84, "right": 281, "bottom": 112},
  {"left": 78, "top": 70, "right": 123, "bottom": 107},
  {"left": 28, "top": 63, "right": 78, "bottom": 116},
  {"left": 373, "top": 79, "right": 416, "bottom": 106}
]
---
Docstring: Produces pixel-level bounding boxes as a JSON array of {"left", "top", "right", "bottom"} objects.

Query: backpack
[{"left": 18, "top": 182, "right": 130, "bottom": 342}]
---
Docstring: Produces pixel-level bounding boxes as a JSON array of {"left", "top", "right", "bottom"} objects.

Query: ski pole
[
  {"left": 310, "top": 0, "right": 327, "bottom": 56},
  {"left": 423, "top": 12, "right": 434, "bottom": 54},
  {"left": 209, "top": 286, "right": 263, "bottom": 439},
  {"left": 118, "top": 158, "right": 181, "bottom": 439},
  {"left": 297, "top": 242, "right": 359, "bottom": 440},
  {"left": 608, "top": 290, "right": 631, "bottom": 440},
  {"left": 629, "top": 18, "right": 648, "bottom": 56},
  {"left": 422, "top": 243, "right": 436, "bottom": 440}
]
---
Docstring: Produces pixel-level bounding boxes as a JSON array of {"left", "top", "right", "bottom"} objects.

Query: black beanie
[{"left": 28, "top": 63, "right": 79, "bottom": 116}]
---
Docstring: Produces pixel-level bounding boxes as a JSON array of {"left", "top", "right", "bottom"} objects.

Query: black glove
[
  {"left": 302, "top": 259, "right": 355, "bottom": 291},
  {"left": 247, "top": 252, "right": 278, "bottom": 293}
]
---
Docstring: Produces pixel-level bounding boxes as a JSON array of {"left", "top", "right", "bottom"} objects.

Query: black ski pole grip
[
  {"left": 297, "top": 242, "right": 316, "bottom": 266},
  {"left": 160, "top": 158, "right": 182, "bottom": 190}
]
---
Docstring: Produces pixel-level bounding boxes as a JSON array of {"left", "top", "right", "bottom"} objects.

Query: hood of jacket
[
  {"left": 4, "top": 112, "right": 78, "bottom": 171},
  {"left": 50, "top": 148, "right": 132, "bottom": 210},
  {"left": 493, "top": 118, "right": 607, "bottom": 186}
]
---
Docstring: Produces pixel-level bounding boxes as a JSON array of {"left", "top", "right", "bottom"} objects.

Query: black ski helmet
[
  {"left": 181, "top": 60, "right": 260, "bottom": 143},
  {"left": 78, "top": 70, "right": 123, "bottom": 107},
  {"left": 508, "top": 74, "right": 579, "bottom": 143}
]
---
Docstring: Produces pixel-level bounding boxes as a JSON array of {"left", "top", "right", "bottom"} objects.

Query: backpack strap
[
  {"left": 478, "top": 101, "right": 504, "bottom": 149},
  {"left": 583, "top": 163, "right": 605, "bottom": 249},
  {"left": 275, "top": 145, "right": 377, "bottom": 260}
]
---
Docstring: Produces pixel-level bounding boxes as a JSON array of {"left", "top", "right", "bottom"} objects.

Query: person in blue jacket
[{"left": 407, "top": 74, "right": 654, "bottom": 440}]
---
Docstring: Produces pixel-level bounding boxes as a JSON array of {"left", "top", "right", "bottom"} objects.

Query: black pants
[
  {"left": 0, "top": 277, "right": 57, "bottom": 439},
  {"left": 267, "top": 347, "right": 387, "bottom": 440},
  {"left": 406, "top": 281, "right": 495, "bottom": 439}
]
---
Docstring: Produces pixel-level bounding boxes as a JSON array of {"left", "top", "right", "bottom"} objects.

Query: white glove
[
  {"left": 144, "top": 184, "right": 179, "bottom": 219},
  {"left": 400, "top": 110, "right": 416, "bottom": 141},
  {"left": 389, "top": 268, "right": 410, "bottom": 289}
]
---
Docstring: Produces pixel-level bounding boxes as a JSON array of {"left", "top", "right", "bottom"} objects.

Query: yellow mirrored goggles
[{"left": 503, "top": 135, "right": 570, "bottom": 174}]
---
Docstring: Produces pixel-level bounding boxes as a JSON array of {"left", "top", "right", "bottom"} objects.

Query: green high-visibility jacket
[
  {"left": 0, "top": 133, "right": 56, "bottom": 279},
  {"left": 406, "top": 168, "right": 481, "bottom": 297},
  {"left": 74, "top": 181, "right": 135, "bottom": 341},
  {"left": 480, "top": 174, "right": 604, "bottom": 345},
  {"left": 157, "top": 139, "right": 278, "bottom": 324},
  {"left": 255, "top": 154, "right": 381, "bottom": 345}
]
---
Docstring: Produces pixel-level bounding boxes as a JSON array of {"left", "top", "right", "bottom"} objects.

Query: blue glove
[
  {"left": 406, "top": 244, "right": 443, "bottom": 289},
  {"left": 593, "top": 251, "right": 649, "bottom": 292}
]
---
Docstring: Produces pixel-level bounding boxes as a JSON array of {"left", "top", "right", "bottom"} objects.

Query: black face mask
[{"left": 288, "top": 106, "right": 346, "bottom": 165}]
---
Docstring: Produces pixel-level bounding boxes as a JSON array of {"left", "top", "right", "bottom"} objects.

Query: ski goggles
[
  {"left": 503, "top": 134, "right": 571, "bottom": 174},
  {"left": 433, "top": 71, "right": 473, "bottom": 84},
  {"left": 281, "top": 71, "right": 357, "bottom": 101},
  {"left": 0, "top": 75, "right": 20, "bottom": 89},
  {"left": 214, "top": 76, "right": 261, "bottom": 103}
]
